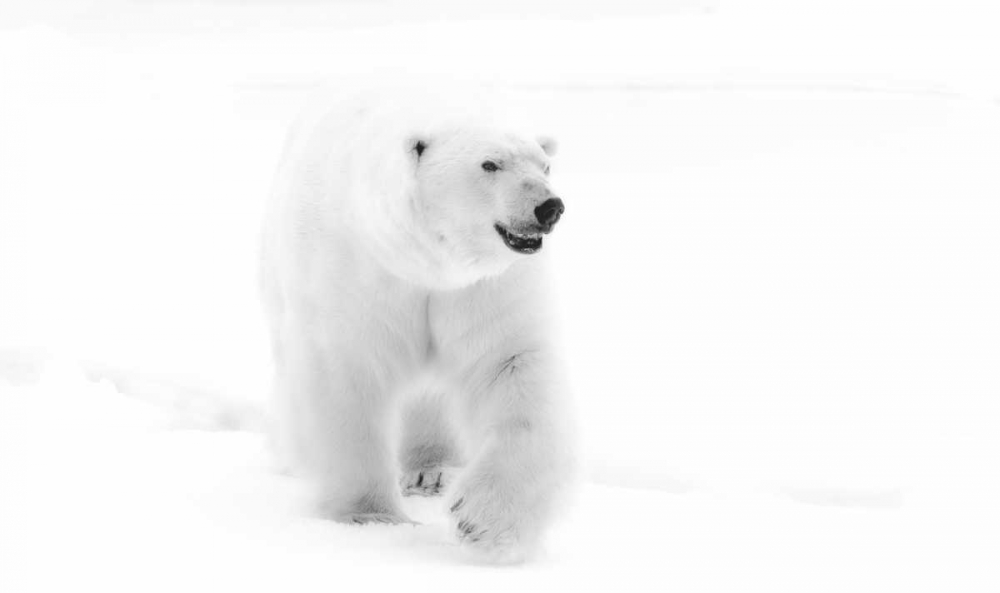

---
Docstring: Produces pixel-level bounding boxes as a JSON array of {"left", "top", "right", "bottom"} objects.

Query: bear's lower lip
[{"left": 494, "top": 224, "right": 543, "bottom": 254}]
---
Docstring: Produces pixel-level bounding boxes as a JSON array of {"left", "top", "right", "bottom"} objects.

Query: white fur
[{"left": 259, "top": 84, "right": 575, "bottom": 561}]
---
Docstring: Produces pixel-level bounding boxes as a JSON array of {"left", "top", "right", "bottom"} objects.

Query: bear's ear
[{"left": 537, "top": 135, "right": 558, "bottom": 157}]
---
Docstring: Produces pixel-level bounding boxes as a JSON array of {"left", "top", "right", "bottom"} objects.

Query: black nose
[{"left": 534, "top": 197, "right": 565, "bottom": 231}]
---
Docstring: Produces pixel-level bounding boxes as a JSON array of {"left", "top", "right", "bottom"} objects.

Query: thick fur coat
[{"left": 259, "top": 85, "right": 575, "bottom": 561}]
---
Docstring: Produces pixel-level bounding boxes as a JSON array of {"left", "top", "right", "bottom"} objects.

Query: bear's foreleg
[
  {"left": 398, "top": 392, "right": 463, "bottom": 497},
  {"left": 283, "top": 334, "right": 413, "bottom": 525},
  {"left": 447, "top": 349, "right": 574, "bottom": 560}
]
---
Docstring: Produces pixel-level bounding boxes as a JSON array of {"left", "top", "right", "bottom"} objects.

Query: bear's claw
[
  {"left": 401, "top": 468, "right": 447, "bottom": 497},
  {"left": 457, "top": 520, "right": 488, "bottom": 542}
]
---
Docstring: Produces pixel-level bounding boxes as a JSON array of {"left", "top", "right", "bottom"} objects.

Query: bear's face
[{"left": 410, "top": 126, "right": 563, "bottom": 283}]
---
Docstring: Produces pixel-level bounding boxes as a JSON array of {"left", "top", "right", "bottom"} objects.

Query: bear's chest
[{"left": 425, "top": 276, "right": 536, "bottom": 371}]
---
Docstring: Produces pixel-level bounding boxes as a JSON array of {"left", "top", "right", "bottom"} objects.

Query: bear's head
[{"left": 403, "top": 125, "right": 563, "bottom": 287}]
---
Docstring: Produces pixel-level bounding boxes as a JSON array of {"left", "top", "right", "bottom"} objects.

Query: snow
[
  {"left": 1, "top": 365, "right": 992, "bottom": 591},
  {"left": 2, "top": 0, "right": 999, "bottom": 588}
]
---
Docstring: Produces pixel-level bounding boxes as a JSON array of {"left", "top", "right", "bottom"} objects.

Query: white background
[{"left": 1, "top": 1, "right": 998, "bottom": 590}]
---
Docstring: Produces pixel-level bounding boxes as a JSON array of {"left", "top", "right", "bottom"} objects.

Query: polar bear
[{"left": 259, "top": 84, "right": 574, "bottom": 560}]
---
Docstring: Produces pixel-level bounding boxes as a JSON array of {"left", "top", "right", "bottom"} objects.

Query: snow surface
[
  {"left": 2, "top": 1, "right": 999, "bottom": 588},
  {"left": 1, "top": 364, "right": 994, "bottom": 592}
]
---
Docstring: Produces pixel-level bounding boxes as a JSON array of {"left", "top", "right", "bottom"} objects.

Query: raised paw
[
  {"left": 401, "top": 467, "right": 449, "bottom": 497},
  {"left": 446, "top": 488, "right": 521, "bottom": 559}
]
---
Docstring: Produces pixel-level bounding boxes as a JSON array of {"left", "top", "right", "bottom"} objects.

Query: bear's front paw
[
  {"left": 447, "top": 480, "right": 534, "bottom": 562},
  {"left": 401, "top": 467, "right": 452, "bottom": 497}
]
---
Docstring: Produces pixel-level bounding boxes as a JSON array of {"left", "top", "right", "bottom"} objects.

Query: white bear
[{"left": 259, "top": 84, "right": 575, "bottom": 561}]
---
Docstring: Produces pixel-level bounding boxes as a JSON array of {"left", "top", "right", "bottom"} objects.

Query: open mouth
[{"left": 494, "top": 223, "right": 543, "bottom": 254}]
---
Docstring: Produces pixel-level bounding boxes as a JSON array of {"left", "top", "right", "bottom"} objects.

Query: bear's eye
[
  {"left": 544, "top": 164, "right": 551, "bottom": 175},
  {"left": 481, "top": 160, "right": 500, "bottom": 172}
]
